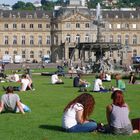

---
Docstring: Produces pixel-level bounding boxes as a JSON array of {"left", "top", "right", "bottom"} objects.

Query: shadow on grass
[{"left": 39, "top": 124, "right": 66, "bottom": 132}]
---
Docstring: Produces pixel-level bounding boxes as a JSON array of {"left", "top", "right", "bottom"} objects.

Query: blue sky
[
  {"left": 0, "top": 0, "right": 58, "bottom": 5},
  {"left": 0, "top": 0, "right": 36, "bottom": 5}
]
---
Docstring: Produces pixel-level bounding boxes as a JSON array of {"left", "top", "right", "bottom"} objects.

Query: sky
[
  {"left": 0, "top": 0, "right": 59, "bottom": 5},
  {"left": 0, "top": 0, "right": 37, "bottom": 6}
]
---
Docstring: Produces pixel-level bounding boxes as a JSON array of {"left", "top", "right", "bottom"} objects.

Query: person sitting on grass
[
  {"left": 106, "top": 90, "right": 133, "bottom": 135},
  {"left": 93, "top": 74, "right": 108, "bottom": 92},
  {"left": 73, "top": 74, "right": 90, "bottom": 92},
  {"left": 3, "top": 74, "right": 32, "bottom": 92},
  {"left": 114, "top": 73, "right": 125, "bottom": 91},
  {"left": 62, "top": 93, "right": 97, "bottom": 132},
  {"left": 51, "top": 72, "right": 64, "bottom": 84},
  {"left": 129, "top": 72, "right": 136, "bottom": 84},
  {"left": 0, "top": 86, "right": 30, "bottom": 114}
]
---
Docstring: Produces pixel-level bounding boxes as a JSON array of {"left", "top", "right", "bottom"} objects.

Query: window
[
  {"left": 5, "top": 51, "right": 9, "bottom": 54},
  {"left": 66, "top": 34, "right": 71, "bottom": 43},
  {"left": 4, "top": 24, "right": 8, "bottom": 29},
  {"left": 117, "top": 24, "right": 121, "bottom": 29},
  {"left": 13, "top": 24, "right": 17, "bottom": 29},
  {"left": 109, "top": 23, "right": 113, "bottom": 29},
  {"left": 102, "top": 36, "right": 105, "bottom": 42},
  {"left": 21, "top": 24, "right": 25, "bottom": 29},
  {"left": 76, "top": 23, "right": 80, "bottom": 28},
  {"left": 132, "top": 24, "right": 136, "bottom": 29},
  {"left": 38, "top": 36, "right": 42, "bottom": 45},
  {"left": 124, "top": 23, "right": 129, "bottom": 29},
  {"left": 76, "top": 34, "right": 80, "bottom": 43},
  {"left": 66, "top": 23, "right": 71, "bottom": 28},
  {"left": 46, "top": 36, "right": 51, "bottom": 44},
  {"left": 30, "top": 35, "right": 34, "bottom": 45},
  {"left": 13, "top": 35, "right": 17, "bottom": 45},
  {"left": 39, "top": 50, "right": 42, "bottom": 58},
  {"left": 85, "top": 23, "right": 90, "bottom": 28},
  {"left": 125, "top": 35, "right": 129, "bottom": 45},
  {"left": 117, "top": 50, "right": 120, "bottom": 57},
  {"left": 47, "top": 51, "right": 50, "bottom": 55},
  {"left": 22, "top": 50, "right": 26, "bottom": 58},
  {"left": 21, "top": 35, "right": 26, "bottom": 45},
  {"left": 109, "top": 35, "right": 113, "bottom": 42},
  {"left": 4, "top": 36, "right": 8, "bottom": 45},
  {"left": 46, "top": 24, "right": 50, "bottom": 28},
  {"left": 133, "top": 35, "right": 137, "bottom": 45},
  {"left": 133, "top": 49, "right": 137, "bottom": 57},
  {"left": 38, "top": 24, "right": 42, "bottom": 29},
  {"left": 117, "top": 35, "right": 121, "bottom": 43},
  {"left": 85, "top": 34, "right": 89, "bottom": 42},
  {"left": 13, "top": 50, "right": 17, "bottom": 55},
  {"left": 30, "top": 24, "right": 34, "bottom": 29},
  {"left": 30, "top": 51, "right": 34, "bottom": 58}
]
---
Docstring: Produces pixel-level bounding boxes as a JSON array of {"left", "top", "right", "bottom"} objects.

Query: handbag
[{"left": 131, "top": 118, "right": 140, "bottom": 131}]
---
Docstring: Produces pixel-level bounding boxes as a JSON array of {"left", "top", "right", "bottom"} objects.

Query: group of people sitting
[
  {"left": 62, "top": 91, "right": 138, "bottom": 135},
  {"left": 73, "top": 73, "right": 126, "bottom": 93},
  {"left": 0, "top": 69, "right": 34, "bottom": 114}
]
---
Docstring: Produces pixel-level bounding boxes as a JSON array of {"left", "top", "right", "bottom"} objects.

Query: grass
[{"left": 0, "top": 73, "right": 140, "bottom": 140}]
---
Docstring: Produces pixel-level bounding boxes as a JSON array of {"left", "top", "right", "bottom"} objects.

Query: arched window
[
  {"left": 133, "top": 49, "right": 137, "bottom": 57},
  {"left": 38, "top": 36, "right": 42, "bottom": 45},
  {"left": 125, "top": 35, "right": 129, "bottom": 45},
  {"left": 13, "top": 35, "right": 17, "bottom": 45},
  {"left": 30, "top": 35, "right": 34, "bottom": 45},
  {"left": 76, "top": 34, "right": 80, "bottom": 43},
  {"left": 133, "top": 35, "right": 137, "bottom": 45},
  {"left": 85, "top": 34, "right": 90, "bottom": 42},
  {"left": 66, "top": 34, "right": 71, "bottom": 43},
  {"left": 109, "top": 35, "right": 113, "bottom": 42},
  {"left": 4, "top": 36, "right": 8, "bottom": 45},
  {"left": 117, "top": 35, "right": 121, "bottom": 43},
  {"left": 30, "top": 51, "right": 34, "bottom": 58},
  {"left": 21, "top": 35, "right": 25, "bottom": 45}
]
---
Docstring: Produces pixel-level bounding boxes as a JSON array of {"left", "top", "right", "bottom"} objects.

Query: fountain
[{"left": 74, "top": 3, "right": 122, "bottom": 72}]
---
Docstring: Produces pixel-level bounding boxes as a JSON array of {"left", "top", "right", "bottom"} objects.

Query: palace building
[{"left": 0, "top": 0, "right": 140, "bottom": 66}]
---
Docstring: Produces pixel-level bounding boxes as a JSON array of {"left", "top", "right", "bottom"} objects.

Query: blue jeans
[{"left": 67, "top": 121, "right": 97, "bottom": 132}]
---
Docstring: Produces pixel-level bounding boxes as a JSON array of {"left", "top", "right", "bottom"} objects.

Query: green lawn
[{"left": 0, "top": 74, "right": 140, "bottom": 140}]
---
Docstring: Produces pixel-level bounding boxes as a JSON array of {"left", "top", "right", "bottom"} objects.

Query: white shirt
[
  {"left": 105, "top": 74, "right": 111, "bottom": 81},
  {"left": 93, "top": 78, "right": 102, "bottom": 91},
  {"left": 62, "top": 103, "right": 83, "bottom": 129},
  {"left": 14, "top": 74, "right": 20, "bottom": 82},
  {"left": 21, "top": 78, "right": 30, "bottom": 91},
  {"left": 51, "top": 74, "right": 59, "bottom": 84}
]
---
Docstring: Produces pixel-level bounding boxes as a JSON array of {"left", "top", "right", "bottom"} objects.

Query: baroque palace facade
[{"left": 0, "top": 2, "right": 140, "bottom": 65}]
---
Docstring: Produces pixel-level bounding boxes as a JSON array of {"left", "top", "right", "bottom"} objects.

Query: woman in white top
[{"left": 62, "top": 93, "right": 97, "bottom": 132}]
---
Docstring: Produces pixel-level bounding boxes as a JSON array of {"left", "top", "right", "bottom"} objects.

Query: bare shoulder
[{"left": 106, "top": 104, "right": 112, "bottom": 112}]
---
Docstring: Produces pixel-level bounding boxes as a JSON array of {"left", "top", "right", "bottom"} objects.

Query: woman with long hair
[
  {"left": 106, "top": 90, "right": 133, "bottom": 135},
  {"left": 62, "top": 93, "right": 97, "bottom": 132}
]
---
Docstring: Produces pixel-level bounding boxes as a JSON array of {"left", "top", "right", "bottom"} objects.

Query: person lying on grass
[
  {"left": 62, "top": 93, "right": 98, "bottom": 132},
  {"left": 0, "top": 86, "right": 30, "bottom": 114}
]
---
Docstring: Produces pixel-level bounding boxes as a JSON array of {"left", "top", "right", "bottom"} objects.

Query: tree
[
  {"left": 41, "top": 0, "right": 54, "bottom": 11},
  {"left": 12, "top": 1, "right": 26, "bottom": 10},
  {"left": 25, "top": 2, "right": 35, "bottom": 10}
]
